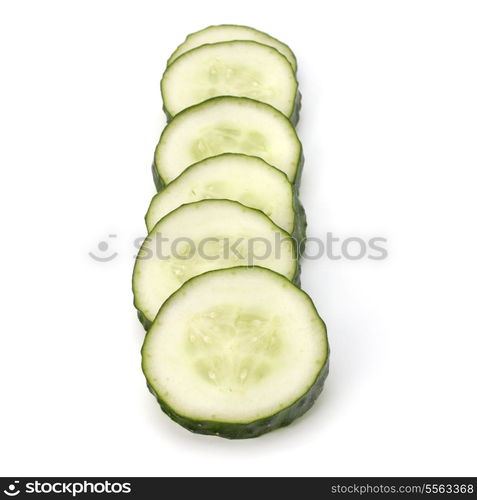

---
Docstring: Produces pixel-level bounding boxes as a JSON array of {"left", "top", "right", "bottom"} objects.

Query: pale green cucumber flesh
[
  {"left": 154, "top": 96, "right": 303, "bottom": 186},
  {"left": 142, "top": 267, "right": 329, "bottom": 439},
  {"left": 150, "top": 154, "right": 306, "bottom": 249},
  {"left": 167, "top": 24, "right": 297, "bottom": 72},
  {"left": 133, "top": 199, "right": 298, "bottom": 327},
  {"left": 162, "top": 41, "right": 298, "bottom": 120},
  {"left": 146, "top": 153, "right": 295, "bottom": 234}
]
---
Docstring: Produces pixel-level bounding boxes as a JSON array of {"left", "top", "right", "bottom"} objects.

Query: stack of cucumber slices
[{"left": 133, "top": 25, "right": 329, "bottom": 439}]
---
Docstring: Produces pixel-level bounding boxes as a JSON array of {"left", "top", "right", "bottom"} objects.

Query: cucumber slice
[
  {"left": 154, "top": 96, "right": 303, "bottom": 187},
  {"left": 146, "top": 153, "right": 298, "bottom": 235},
  {"left": 168, "top": 24, "right": 297, "bottom": 72},
  {"left": 162, "top": 41, "right": 299, "bottom": 121},
  {"left": 133, "top": 199, "right": 297, "bottom": 328},
  {"left": 142, "top": 266, "right": 329, "bottom": 439}
]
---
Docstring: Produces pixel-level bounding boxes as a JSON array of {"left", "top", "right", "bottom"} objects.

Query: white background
[{"left": 0, "top": 0, "right": 476, "bottom": 477}]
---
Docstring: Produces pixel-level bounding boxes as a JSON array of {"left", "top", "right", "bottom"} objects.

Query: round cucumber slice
[
  {"left": 142, "top": 266, "right": 329, "bottom": 439},
  {"left": 168, "top": 24, "right": 297, "bottom": 72},
  {"left": 146, "top": 153, "right": 297, "bottom": 235},
  {"left": 154, "top": 96, "right": 303, "bottom": 186},
  {"left": 162, "top": 41, "right": 299, "bottom": 121},
  {"left": 133, "top": 199, "right": 298, "bottom": 328}
]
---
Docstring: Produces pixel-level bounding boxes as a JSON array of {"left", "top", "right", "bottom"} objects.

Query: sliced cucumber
[
  {"left": 133, "top": 200, "right": 297, "bottom": 328},
  {"left": 162, "top": 41, "right": 298, "bottom": 121},
  {"left": 168, "top": 24, "right": 297, "bottom": 72},
  {"left": 146, "top": 153, "right": 297, "bottom": 235},
  {"left": 154, "top": 96, "right": 303, "bottom": 187},
  {"left": 142, "top": 266, "right": 329, "bottom": 439}
]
